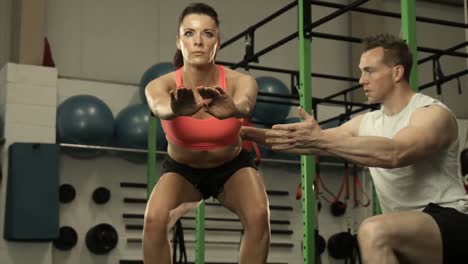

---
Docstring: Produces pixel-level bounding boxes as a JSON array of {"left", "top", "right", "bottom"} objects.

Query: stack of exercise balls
[
  {"left": 114, "top": 104, "right": 167, "bottom": 162},
  {"left": 137, "top": 62, "right": 171, "bottom": 151},
  {"left": 56, "top": 95, "right": 115, "bottom": 158},
  {"left": 114, "top": 104, "right": 149, "bottom": 162},
  {"left": 113, "top": 62, "right": 173, "bottom": 162},
  {"left": 56, "top": 62, "right": 174, "bottom": 162}
]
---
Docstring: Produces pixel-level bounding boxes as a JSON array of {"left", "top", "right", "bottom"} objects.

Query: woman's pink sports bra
[{"left": 160, "top": 65, "right": 241, "bottom": 150}]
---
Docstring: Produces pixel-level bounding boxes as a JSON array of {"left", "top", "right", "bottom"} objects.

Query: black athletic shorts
[
  {"left": 160, "top": 149, "right": 257, "bottom": 199},
  {"left": 423, "top": 203, "right": 468, "bottom": 264}
]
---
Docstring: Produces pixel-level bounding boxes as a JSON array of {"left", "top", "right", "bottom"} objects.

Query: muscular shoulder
[
  {"left": 146, "top": 71, "right": 177, "bottom": 93},
  {"left": 410, "top": 104, "right": 458, "bottom": 145},
  {"left": 224, "top": 67, "right": 256, "bottom": 90},
  {"left": 411, "top": 104, "right": 455, "bottom": 128}
]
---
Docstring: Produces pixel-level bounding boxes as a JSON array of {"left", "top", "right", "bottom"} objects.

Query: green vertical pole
[
  {"left": 401, "top": 0, "right": 418, "bottom": 92},
  {"left": 147, "top": 114, "right": 157, "bottom": 198},
  {"left": 372, "top": 187, "right": 382, "bottom": 215},
  {"left": 195, "top": 202, "right": 205, "bottom": 264},
  {"left": 298, "top": 1, "right": 316, "bottom": 263}
]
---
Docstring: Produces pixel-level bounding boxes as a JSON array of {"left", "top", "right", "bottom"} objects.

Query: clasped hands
[
  {"left": 170, "top": 86, "right": 237, "bottom": 119},
  {"left": 264, "top": 107, "right": 324, "bottom": 154}
]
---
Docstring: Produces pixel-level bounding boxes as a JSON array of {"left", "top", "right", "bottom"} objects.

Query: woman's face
[{"left": 177, "top": 14, "right": 219, "bottom": 66}]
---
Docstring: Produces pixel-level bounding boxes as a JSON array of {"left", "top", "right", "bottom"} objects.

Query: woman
[{"left": 144, "top": 3, "right": 270, "bottom": 264}]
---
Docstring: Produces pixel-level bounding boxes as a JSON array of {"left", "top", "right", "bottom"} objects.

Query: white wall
[{"left": 45, "top": 0, "right": 160, "bottom": 85}]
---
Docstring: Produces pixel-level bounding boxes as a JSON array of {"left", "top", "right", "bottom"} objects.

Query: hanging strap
[
  {"left": 432, "top": 57, "right": 445, "bottom": 95},
  {"left": 172, "top": 220, "right": 187, "bottom": 264},
  {"left": 334, "top": 161, "right": 350, "bottom": 204},
  {"left": 352, "top": 164, "right": 370, "bottom": 207}
]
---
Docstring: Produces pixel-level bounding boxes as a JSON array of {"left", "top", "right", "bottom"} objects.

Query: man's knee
[{"left": 358, "top": 217, "right": 392, "bottom": 248}]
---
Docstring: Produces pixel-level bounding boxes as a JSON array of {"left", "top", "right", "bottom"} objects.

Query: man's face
[{"left": 358, "top": 47, "right": 396, "bottom": 104}]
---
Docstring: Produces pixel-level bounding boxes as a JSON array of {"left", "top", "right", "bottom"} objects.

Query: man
[{"left": 243, "top": 34, "right": 468, "bottom": 263}]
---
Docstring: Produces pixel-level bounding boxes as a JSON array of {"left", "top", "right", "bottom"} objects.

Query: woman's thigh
[
  {"left": 216, "top": 167, "right": 269, "bottom": 223},
  {"left": 145, "top": 172, "right": 203, "bottom": 220}
]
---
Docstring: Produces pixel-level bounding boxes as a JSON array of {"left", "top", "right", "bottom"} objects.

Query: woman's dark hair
[
  {"left": 173, "top": 3, "right": 220, "bottom": 68},
  {"left": 362, "top": 34, "right": 413, "bottom": 82}
]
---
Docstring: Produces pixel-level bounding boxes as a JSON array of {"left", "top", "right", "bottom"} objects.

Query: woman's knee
[
  {"left": 242, "top": 205, "right": 270, "bottom": 232},
  {"left": 144, "top": 210, "right": 170, "bottom": 240}
]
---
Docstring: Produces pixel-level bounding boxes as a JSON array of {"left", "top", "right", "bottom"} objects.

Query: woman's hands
[
  {"left": 169, "top": 87, "right": 204, "bottom": 117},
  {"left": 198, "top": 86, "right": 238, "bottom": 119},
  {"left": 170, "top": 86, "right": 238, "bottom": 119}
]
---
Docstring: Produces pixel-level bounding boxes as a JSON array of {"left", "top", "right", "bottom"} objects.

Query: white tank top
[{"left": 358, "top": 93, "right": 468, "bottom": 213}]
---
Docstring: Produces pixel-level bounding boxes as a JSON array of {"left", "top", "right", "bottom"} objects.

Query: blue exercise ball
[
  {"left": 252, "top": 76, "right": 291, "bottom": 125},
  {"left": 139, "top": 62, "right": 175, "bottom": 104},
  {"left": 156, "top": 118, "right": 168, "bottom": 151},
  {"left": 115, "top": 104, "right": 167, "bottom": 162},
  {"left": 57, "top": 95, "right": 115, "bottom": 158}
]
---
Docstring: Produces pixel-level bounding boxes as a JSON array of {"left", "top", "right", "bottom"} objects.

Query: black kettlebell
[{"left": 85, "top": 223, "right": 118, "bottom": 255}]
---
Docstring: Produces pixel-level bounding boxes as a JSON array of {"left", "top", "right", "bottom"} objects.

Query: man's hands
[
  {"left": 266, "top": 107, "right": 323, "bottom": 151},
  {"left": 170, "top": 86, "right": 238, "bottom": 119}
]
